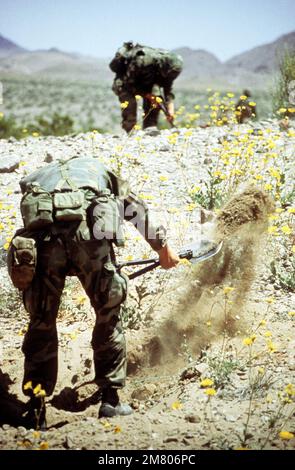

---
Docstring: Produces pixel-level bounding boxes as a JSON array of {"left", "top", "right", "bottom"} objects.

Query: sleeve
[
  {"left": 123, "top": 192, "right": 167, "bottom": 252},
  {"left": 108, "top": 171, "right": 167, "bottom": 251},
  {"left": 163, "top": 80, "right": 175, "bottom": 104}
]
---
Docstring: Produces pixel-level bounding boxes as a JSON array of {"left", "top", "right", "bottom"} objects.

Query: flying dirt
[{"left": 127, "top": 186, "right": 275, "bottom": 374}]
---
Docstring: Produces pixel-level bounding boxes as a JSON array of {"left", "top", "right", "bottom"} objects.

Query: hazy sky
[{"left": 0, "top": 0, "right": 294, "bottom": 60}]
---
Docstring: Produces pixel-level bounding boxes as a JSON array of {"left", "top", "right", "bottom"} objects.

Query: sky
[{"left": 0, "top": 0, "right": 294, "bottom": 61}]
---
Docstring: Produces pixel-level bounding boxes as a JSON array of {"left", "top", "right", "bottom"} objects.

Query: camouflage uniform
[
  {"left": 110, "top": 42, "right": 183, "bottom": 132},
  {"left": 12, "top": 157, "right": 166, "bottom": 397}
]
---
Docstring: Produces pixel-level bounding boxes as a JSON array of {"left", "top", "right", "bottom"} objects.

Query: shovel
[{"left": 116, "top": 239, "right": 223, "bottom": 280}]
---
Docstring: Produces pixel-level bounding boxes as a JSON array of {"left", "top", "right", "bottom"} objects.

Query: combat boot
[
  {"left": 99, "top": 387, "right": 133, "bottom": 418},
  {"left": 23, "top": 396, "right": 46, "bottom": 430}
]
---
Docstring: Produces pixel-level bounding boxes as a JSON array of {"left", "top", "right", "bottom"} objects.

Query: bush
[
  {"left": 0, "top": 114, "right": 22, "bottom": 139},
  {"left": 29, "top": 113, "right": 75, "bottom": 136},
  {"left": 272, "top": 49, "right": 295, "bottom": 115}
]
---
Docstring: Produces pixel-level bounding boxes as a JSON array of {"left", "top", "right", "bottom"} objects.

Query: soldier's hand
[
  {"left": 158, "top": 245, "right": 180, "bottom": 269},
  {"left": 166, "top": 102, "right": 175, "bottom": 123}
]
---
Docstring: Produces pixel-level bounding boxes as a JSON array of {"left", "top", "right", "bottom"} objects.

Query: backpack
[
  {"left": 110, "top": 42, "right": 183, "bottom": 81},
  {"left": 19, "top": 157, "right": 129, "bottom": 246}
]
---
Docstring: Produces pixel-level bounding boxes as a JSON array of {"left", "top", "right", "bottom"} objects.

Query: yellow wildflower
[
  {"left": 281, "top": 225, "right": 292, "bottom": 235},
  {"left": 279, "top": 431, "right": 294, "bottom": 440},
  {"left": 264, "top": 183, "right": 273, "bottom": 191},
  {"left": 223, "top": 286, "right": 235, "bottom": 295},
  {"left": 267, "top": 340, "right": 277, "bottom": 353},
  {"left": 114, "top": 425, "right": 122, "bottom": 433},
  {"left": 23, "top": 381, "right": 33, "bottom": 391},
  {"left": 120, "top": 101, "right": 129, "bottom": 109},
  {"left": 265, "top": 297, "right": 274, "bottom": 304},
  {"left": 264, "top": 331, "right": 272, "bottom": 338},
  {"left": 171, "top": 401, "right": 182, "bottom": 410},
  {"left": 159, "top": 175, "right": 168, "bottom": 182},
  {"left": 33, "top": 384, "right": 42, "bottom": 395},
  {"left": 204, "top": 388, "right": 217, "bottom": 396},
  {"left": 285, "top": 384, "right": 295, "bottom": 396},
  {"left": 39, "top": 441, "right": 49, "bottom": 450},
  {"left": 243, "top": 336, "right": 256, "bottom": 346},
  {"left": 268, "top": 226, "right": 278, "bottom": 235},
  {"left": 288, "top": 311, "right": 295, "bottom": 317},
  {"left": 200, "top": 378, "right": 214, "bottom": 387}
]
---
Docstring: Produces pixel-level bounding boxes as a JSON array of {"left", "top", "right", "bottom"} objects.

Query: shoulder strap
[{"left": 55, "top": 161, "right": 78, "bottom": 191}]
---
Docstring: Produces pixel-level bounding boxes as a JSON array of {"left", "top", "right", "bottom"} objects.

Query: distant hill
[
  {"left": 173, "top": 48, "right": 222, "bottom": 80},
  {"left": 0, "top": 47, "right": 111, "bottom": 81},
  {"left": 226, "top": 31, "right": 295, "bottom": 73},
  {"left": 0, "top": 34, "right": 27, "bottom": 58},
  {"left": 0, "top": 31, "right": 294, "bottom": 87}
]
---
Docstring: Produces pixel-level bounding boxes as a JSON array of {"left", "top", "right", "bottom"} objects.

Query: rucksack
[{"left": 110, "top": 42, "right": 183, "bottom": 81}]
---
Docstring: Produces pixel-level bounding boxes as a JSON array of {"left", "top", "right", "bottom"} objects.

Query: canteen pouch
[{"left": 7, "top": 236, "right": 37, "bottom": 291}]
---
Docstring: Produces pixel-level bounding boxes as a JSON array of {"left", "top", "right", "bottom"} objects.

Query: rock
[
  {"left": 0, "top": 156, "right": 20, "bottom": 173},
  {"left": 64, "top": 434, "right": 75, "bottom": 449},
  {"left": 163, "top": 436, "right": 179, "bottom": 443},
  {"left": 180, "top": 367, "right": 200, "bottom": 381},
  {"left": 131, "top": 384, "right": 157, "bottom": 401},
  {"left": 144, "top": 127, "right": 161, "bottom": 137},
  {"left": 194, "top": 363, "right": 209, "bottom": 376},
  {"left": 225, "top": 414, "right": 238, "bottom": 422},
  {"left": 185, "top": 414, "right": 201, "bottom": 424},
  {"left": 44, "top": 152, "right": 54, "bottom": 163},
  {"left": 159, "top": 145, "right": 170, "bottom": 152},
  {"left": 2, "top": 424, "right": 10, "bottom": 431}
]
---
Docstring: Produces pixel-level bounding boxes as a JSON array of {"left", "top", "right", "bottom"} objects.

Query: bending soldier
[{"left": 8, "top": 156, "right": 179, "bottom": 428}]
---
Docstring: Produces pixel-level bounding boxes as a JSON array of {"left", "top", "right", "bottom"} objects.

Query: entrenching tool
[
  {"left": 144, "top": 93, "right": 175, "bottom": 128},
  {"left": 116, "top": 239, "right": 223, "bottom": 280}
]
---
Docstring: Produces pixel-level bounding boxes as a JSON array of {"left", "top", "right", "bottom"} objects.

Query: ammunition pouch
[
  {"left": 90, "top": 190, "right": 125, "bottom": 247},
  {"left": 99, "top": 262, "right": 128, "bottom": 309},
  {"left": 7, "top": 236, "right": 37, "bottom": 291},
  {"left": 21, "top": 189, "right": 53, "bottom": 231},
  {"left": 53, "top": 190, "right": 85, "bottom": 222}
]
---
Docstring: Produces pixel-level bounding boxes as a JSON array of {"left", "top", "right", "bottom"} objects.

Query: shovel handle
[{"left": 128, "top": 260, "right": 160, "bottom": 280}]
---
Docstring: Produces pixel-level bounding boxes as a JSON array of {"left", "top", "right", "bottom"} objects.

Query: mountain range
[{"left": 0, "top": 31, "right": 294, "bottom": 87}]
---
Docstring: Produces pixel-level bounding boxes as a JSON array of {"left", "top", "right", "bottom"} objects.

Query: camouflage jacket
[
  {"left": 110, "top": 42, "right": 183, "bottom": 102},
  {"left": 20, "top": 156, "right": 167, "bottom": 252}
]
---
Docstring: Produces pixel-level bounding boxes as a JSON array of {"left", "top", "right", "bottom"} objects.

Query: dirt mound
[{"left": 128, "top": 186, "right": 274, "bottom": 373}]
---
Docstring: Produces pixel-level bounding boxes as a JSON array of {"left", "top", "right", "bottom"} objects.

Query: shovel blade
[{"left": 180, "top": 239, "right": 223, "bottom": 264}]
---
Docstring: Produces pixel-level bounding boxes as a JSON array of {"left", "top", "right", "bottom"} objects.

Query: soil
[{"left": 0, "top": 128, "right": 294, "bottom": 451}]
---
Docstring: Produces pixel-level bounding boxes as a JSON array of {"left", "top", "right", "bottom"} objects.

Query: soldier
[
  {"left": 8, "top": 156, "right": 179, "bottom": 429},
  {"left": 235, "top": 90, "right": 257, "bottom": 124},
  {"left": 110, "top": 42, "right": 183, "bottom": 132}
]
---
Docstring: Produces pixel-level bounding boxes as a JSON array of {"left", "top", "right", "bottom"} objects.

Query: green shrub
[{"left": 272, "top": 49, "right": 295, "bottom": 115}]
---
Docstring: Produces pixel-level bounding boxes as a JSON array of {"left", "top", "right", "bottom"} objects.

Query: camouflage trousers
[
  {"left": 112, "top": 80, "right": 160, "bottom": 132},
  {"left": 21, "top": 226, "right": 128, "bottom": 396}
]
